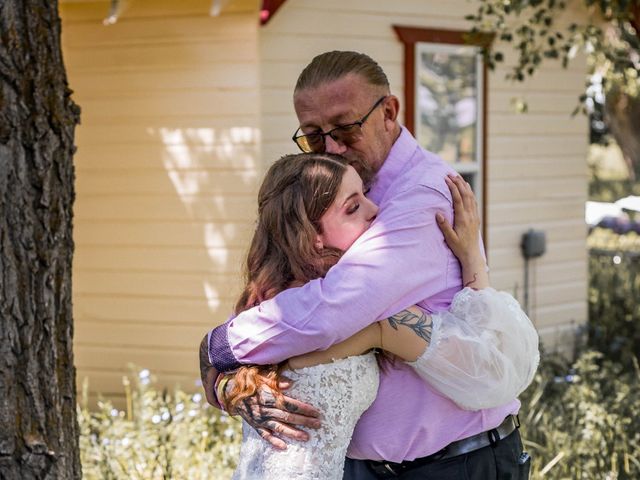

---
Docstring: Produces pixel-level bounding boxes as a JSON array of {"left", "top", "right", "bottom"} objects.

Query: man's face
[{"left": 293, "top": 73, "right": 395, "bottom": 175}]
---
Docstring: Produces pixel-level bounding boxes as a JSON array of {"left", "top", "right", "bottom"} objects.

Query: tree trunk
[
  {"left": 605, "top": 88, "right": 640, "bottom": 182},
  {"left": 0, "top": 1, "right": 81, "bottom": 479}
]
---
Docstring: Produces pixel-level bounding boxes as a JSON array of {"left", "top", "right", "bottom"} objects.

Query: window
[{"left": 394, "top": 27, "right": 493, "bottom": 230}]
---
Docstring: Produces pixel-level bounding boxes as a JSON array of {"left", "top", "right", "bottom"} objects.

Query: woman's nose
[{"left": 367, "top": 201, "right": 379, "bottom": 221}]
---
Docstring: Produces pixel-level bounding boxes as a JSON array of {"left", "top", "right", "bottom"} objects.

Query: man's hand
[
  {"left": 199, "top": 333, "right": 322, "bottom": 450},
  {"left": 229, "top": 375, "right": 322, "bottom": 450}
]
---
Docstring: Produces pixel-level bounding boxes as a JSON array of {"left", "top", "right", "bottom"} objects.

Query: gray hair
[{"left": 294, "top": 51, "right": 390, "bottom": 93}]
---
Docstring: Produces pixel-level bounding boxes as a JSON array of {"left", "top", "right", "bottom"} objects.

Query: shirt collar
[{"left": 368, "top": 126, "right": 417, "bottom": 204}]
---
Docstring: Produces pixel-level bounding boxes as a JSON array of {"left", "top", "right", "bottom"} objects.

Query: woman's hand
[
  {"left": 437, "top": 174, "right": 489, "bottom": 289},
  {"left": 437, "top": 174, "right": 482, "bottom": 266}
]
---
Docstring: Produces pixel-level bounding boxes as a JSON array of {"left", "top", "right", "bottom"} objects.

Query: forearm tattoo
[
  {"left": 387, "top": 309, "right": 433, "bottom": 344},
  {"left": 199, "top": 334, "right": 213, "bottom": 384}
]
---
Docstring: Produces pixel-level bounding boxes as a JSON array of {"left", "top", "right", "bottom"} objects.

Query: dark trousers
[{"left": 343, "top": 429, "right": 530, "bottom": 479}]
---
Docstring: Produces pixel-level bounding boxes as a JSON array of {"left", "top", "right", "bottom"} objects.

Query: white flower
[{"left": 139, "top": 369, "right": 151, "bottom": 385}]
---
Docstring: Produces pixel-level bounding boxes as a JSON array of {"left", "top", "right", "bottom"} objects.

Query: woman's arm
[
  {"left": 287, "top": 306, "right": 430, "bottom": 369},
  {"left": 288, "top": 304, "right": 437, "bottom": 368},
  {"left": 287, "top": 323, "right": 381, "bottom": 369}
]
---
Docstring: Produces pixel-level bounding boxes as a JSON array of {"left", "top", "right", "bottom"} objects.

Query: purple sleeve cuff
[{"left": 208, "top": 321, "right": 242, "bottom": 372}]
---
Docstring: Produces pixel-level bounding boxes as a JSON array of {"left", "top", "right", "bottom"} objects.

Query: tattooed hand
[{"left": 230, "top": 375, "right": 322, "bottom": 450}]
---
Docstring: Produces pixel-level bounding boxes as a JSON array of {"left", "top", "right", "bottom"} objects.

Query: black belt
[{"left": 365, "top": 415, "right": 520, "bottom": 477}]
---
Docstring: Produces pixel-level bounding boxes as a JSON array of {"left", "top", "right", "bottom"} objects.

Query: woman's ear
[{"left": 314, "top": 235, "right": 324, "bottom": 251}]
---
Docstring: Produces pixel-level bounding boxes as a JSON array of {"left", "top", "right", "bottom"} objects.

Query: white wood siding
[
  {"left": 61, "top": 0, "right": 261, "bottom": 404},
  {"left": 259, "top": 0, "right": 589, "bottom": 356}
]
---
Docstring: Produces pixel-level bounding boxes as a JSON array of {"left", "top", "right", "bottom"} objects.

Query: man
[{"left": 201, "top": 51, "right": 528, "bottom": 478}]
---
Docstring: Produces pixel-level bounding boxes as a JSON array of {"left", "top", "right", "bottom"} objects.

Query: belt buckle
[
  {"left": 383, "top": 462, "right": 399, "bottom": 476},
  {"left": 368, "top": 461, "right": 402, "bottom": 477}
]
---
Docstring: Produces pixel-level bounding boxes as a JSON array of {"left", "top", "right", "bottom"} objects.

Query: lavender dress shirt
[{"left": 208, "top": 127, "right": 519, "bottom": 462}]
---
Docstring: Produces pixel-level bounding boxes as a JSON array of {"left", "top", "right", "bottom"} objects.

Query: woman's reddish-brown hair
[{"left": 226, "top": 153, "right": 349, "bottom": 410}]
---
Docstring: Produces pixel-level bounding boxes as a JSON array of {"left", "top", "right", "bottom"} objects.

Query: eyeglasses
[{"left": 292, "top": 96, "right": 388, "bottom": 153}]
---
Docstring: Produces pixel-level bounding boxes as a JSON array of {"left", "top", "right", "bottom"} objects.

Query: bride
[{"left": 219, "top": 153, "right": 538, "bottom": 479}]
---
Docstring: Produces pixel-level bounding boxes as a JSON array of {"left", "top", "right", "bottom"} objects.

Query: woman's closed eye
[{"left": 346, "top": 203, "right": 360, "bottom": 215}]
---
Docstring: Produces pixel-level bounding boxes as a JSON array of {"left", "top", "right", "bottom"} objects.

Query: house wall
[
  {"left": 60, "top": 0, "right": 261, "bottom": 404},
  {"left": 61, "top": 0, "right": 589, "bottom": 404},
  {"left": 259, "top": 0, "right": 589, "bottom": 355}
]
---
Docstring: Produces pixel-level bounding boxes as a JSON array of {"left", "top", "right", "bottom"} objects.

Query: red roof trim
[{"left": 260, "top": 0, "right": 288, "bottom": 25}]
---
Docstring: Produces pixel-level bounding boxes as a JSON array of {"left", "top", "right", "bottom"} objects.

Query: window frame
[{"left": 393, "top": 26, "right": 494, "bottom": 241}]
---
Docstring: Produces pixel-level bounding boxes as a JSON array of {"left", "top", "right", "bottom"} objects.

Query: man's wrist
[
  {"left": 214, "top": 373, "right": 235, "bottom": 413},
  {"left": 212, "top": 372, "right": 228, "bottom": 410}
]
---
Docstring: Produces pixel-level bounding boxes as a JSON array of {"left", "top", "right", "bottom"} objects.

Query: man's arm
[
  {"left": 199, "top": 334, "right": 221, "bottom": 408},
  {"left": 210, "top": 185, "right": 460, "bottom": 372}
]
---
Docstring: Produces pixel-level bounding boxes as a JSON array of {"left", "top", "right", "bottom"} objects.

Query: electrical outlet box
[{"left": 521, "top": 229, "right": 546, "bottom": 259}]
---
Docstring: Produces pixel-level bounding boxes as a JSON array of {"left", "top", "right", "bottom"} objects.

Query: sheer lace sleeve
[{"left": 406, "top": 288, "right": 540, "bottom": 410}]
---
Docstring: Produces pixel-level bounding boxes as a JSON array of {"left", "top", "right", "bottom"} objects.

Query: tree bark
[
  {"left": 605, "top": 88, "right": 640, "bottom": 182},
  {"left": 0, "top": 1, "right": 81, "bottom": 479}
]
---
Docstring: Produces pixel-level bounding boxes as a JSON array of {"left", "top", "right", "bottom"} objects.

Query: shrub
[
  {"left": 589, "top": 178, "right": 640, "bottom": 203},
  {"left": 79, "top": 353, "right": 640, "bottom": 480},
  {"left": 78, "top": 370, "right": 242, "bottom": 480},
  {"left": 587, "top": 228, "right": 640, "bottom": 363},
  {"left": 520, "top": 350, "right": 640, "bottom": 479}
]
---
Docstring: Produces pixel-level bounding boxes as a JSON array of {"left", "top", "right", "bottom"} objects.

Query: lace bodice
[{"left": 232, "top": 353, "right": 379, "bottom": 480}]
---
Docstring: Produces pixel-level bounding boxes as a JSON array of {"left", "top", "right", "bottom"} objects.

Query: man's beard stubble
[{"left": 347, "top": 156, "right": 377, "bottom": 192}]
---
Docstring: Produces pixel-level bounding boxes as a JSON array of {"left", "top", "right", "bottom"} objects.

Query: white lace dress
[{"left": 232, "top": 352, "right": 379, "bottom": 480}]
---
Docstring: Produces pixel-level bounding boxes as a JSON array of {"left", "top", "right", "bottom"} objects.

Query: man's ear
[{"left": 383, "top": 95, "right": 400, "bottom": 129}]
